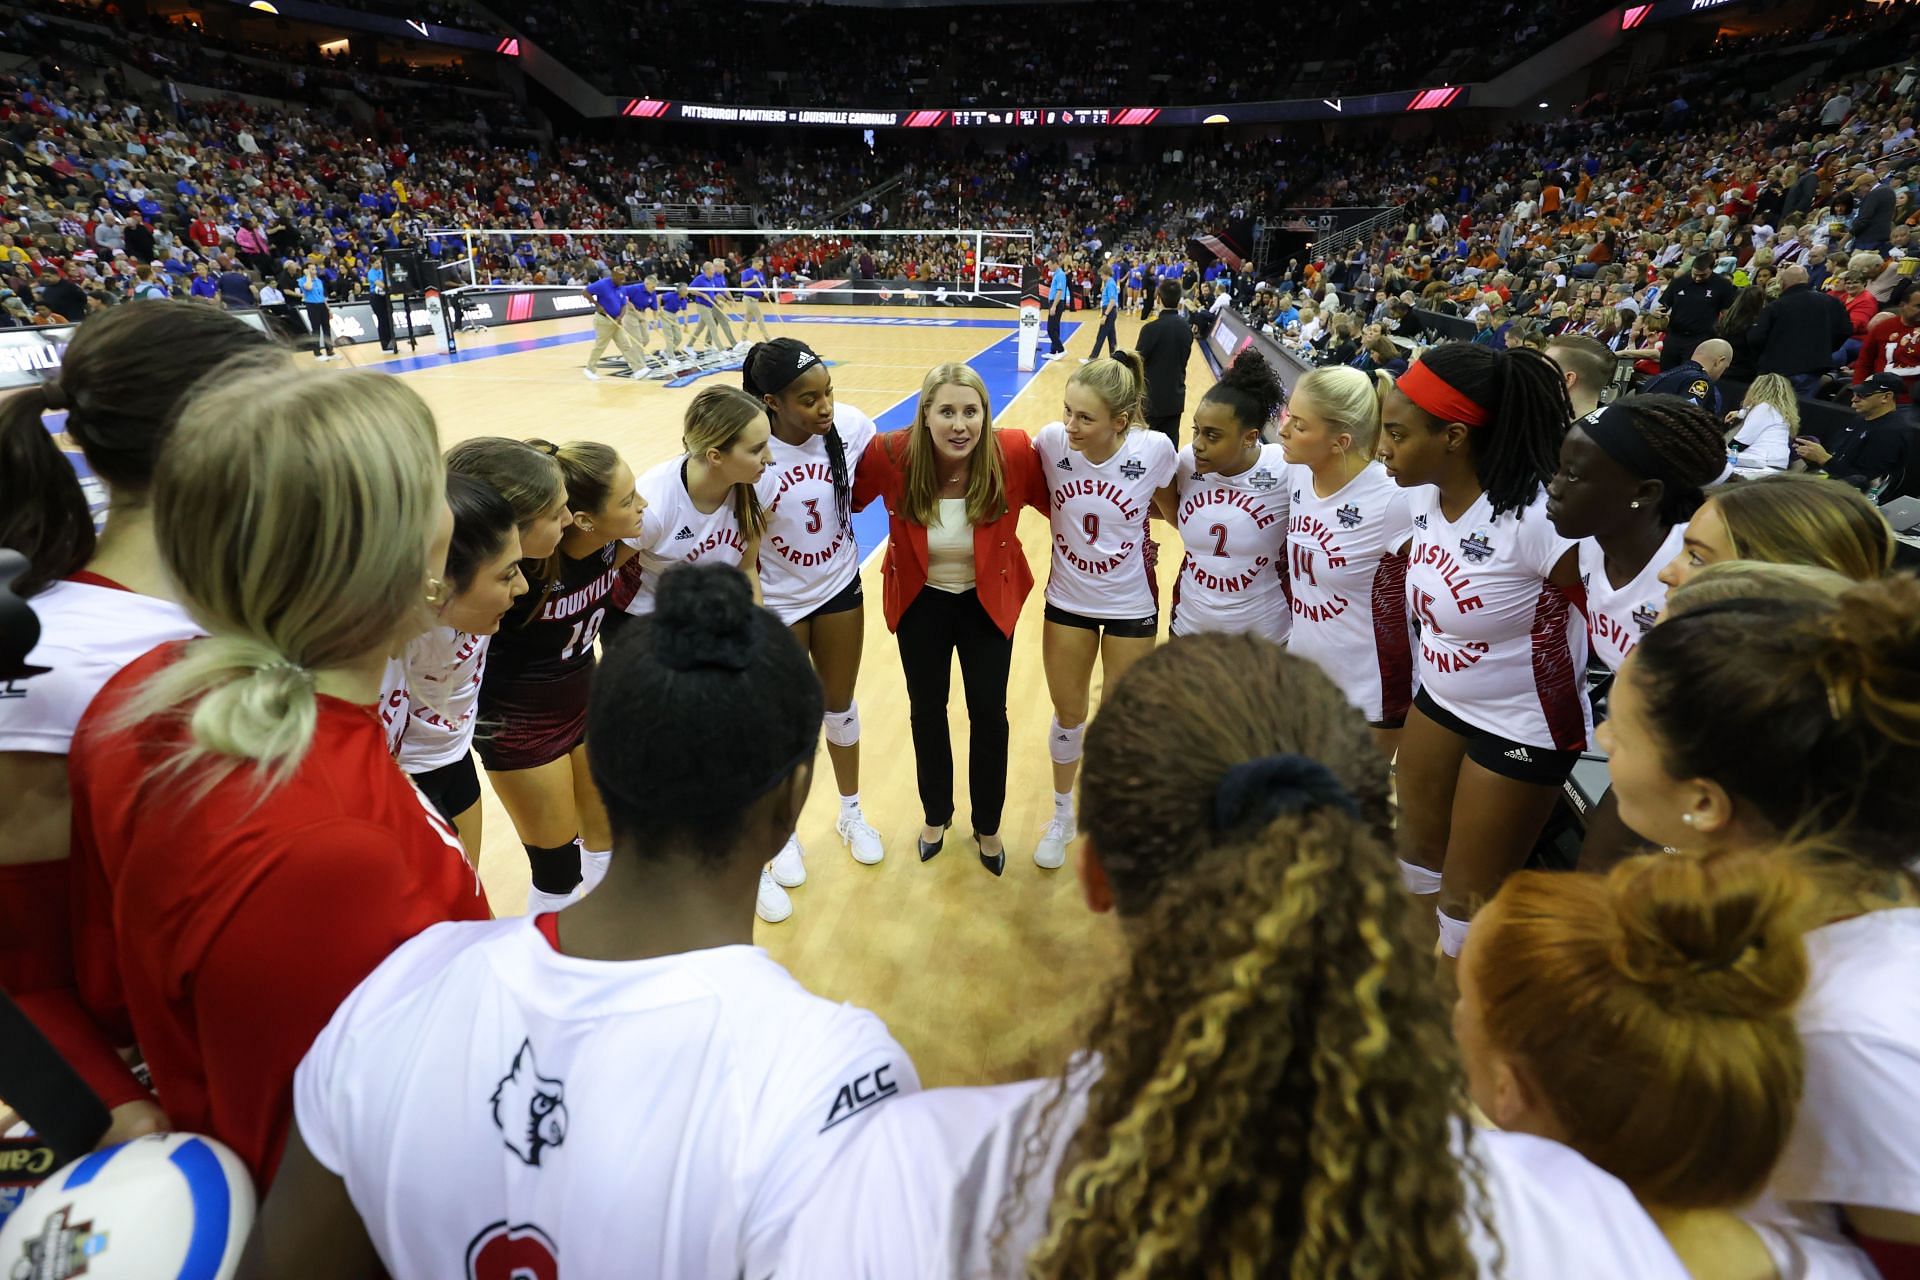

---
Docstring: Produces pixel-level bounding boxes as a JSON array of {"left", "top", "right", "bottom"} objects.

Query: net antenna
[{"left": 424, "top": 225, "right": 1037, "bottom": 308}]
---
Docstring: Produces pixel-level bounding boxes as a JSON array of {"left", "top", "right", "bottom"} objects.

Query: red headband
[{"left": 1398, "top": 360, "right": 1490, "bottom": 428}]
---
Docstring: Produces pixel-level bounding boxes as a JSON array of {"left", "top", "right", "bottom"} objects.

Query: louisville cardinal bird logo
[{"left": 491, "top": 1039, "right": 568, "bottom": 1166}]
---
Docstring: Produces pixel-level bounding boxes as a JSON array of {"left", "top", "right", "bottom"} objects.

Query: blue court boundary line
[{"left": 367, "top": 313, "right": 1079, "bottom": 562}]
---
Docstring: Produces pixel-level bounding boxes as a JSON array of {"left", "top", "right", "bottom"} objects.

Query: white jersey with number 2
[
  {"left": 1170, "top": 443, "right": 1290, "bottom": 641},
  {"left": 1036, "top": 423, "right": 1178, "bottom": 621}
]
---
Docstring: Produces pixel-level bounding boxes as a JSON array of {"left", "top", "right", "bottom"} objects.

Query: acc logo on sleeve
[{"left": 820, "top": 1062, "right": 900, "bottom": 1133}]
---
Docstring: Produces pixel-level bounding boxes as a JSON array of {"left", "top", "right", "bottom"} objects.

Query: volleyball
[{"left": 0, "top": 1135, "right": 255, "bottom": 1280}]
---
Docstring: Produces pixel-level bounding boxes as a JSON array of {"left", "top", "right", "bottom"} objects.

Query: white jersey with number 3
[
  {"left": 1405, "top": 488, "right": 1590, "bottom": 750},
  {"left": 1170, "top": 443, "right": 1290, "bottom": 641},
  {"left": 1576, "top": 525, "right": 1682, "bottom": 673},
  {"left": 623, "top": 456, "right": 753, "bottom": 616},
  {"left": 1036, "top": 423, "right": 1178, "bottom": 621},
  {"left": 754, "top": 401, "right": 877, "bottom": 623},
  {"left": 1284, "top": 462, "right": 1415, "bottom": 725},
  {"left": 295, "top": 914, "right": 920, "bottom": 1280}
]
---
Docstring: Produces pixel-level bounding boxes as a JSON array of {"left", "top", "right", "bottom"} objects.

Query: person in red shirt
[
  {"left": 1856, "top": 279, "right": 1919, "bottom": 399},
  {"left": 66, "top": 357, "right": 488, "bottom": 1188},
  {"left": 852, "top": 362, "right": 1047, "bottom": 875}
]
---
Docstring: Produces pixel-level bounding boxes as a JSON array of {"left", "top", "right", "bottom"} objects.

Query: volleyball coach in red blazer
[{"left": 854, "top": 364, "right": 1047, "bottom": 876}]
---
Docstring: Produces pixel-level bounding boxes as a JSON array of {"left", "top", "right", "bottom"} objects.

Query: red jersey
[
  {"left": 66, "top": 642, "right": 489, "bottom": 1187},
  {"left": 1857, "top": 310, "right": 1919, "bottom": 400}
]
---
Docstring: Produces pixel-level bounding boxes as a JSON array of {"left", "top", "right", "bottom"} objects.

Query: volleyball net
[{"left": 421, "top": 226, "right": 1039, "bottom": 308}]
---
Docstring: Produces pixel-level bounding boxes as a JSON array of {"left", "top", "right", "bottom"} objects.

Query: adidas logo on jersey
[
  {"left": 673, "top": 525, "right": 695, "bottom": 540},
  {"left": 1056, "top": 455, "right": 1073, "bottom": 471},
  {"left": 1413, "top": 514, "right": 1428, "bottom": 529},
  {"left": 1505, "top": 746, "right": 1532, "bottom": 763},
  {"left": 1119, "top": 458, "right": 1147, "bottom": 480}
]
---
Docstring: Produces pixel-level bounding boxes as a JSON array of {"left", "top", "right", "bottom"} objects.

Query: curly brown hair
[{"left": 1000, "top": 633, "right": 1494, "bottom": 1278}]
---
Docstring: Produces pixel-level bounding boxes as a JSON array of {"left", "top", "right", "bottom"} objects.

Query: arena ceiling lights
[{"left": 617, "top": 87, "right": 1469, "bottom": 130}]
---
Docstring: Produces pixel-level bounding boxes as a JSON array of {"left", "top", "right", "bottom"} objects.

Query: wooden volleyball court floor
[{"left": 352, "top": 303, "right": 1217, "bottom": 1087}]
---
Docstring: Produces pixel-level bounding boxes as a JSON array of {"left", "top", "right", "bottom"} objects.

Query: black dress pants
[{"left": 896, "top": 587, "right": 1013, "bottom": 835}]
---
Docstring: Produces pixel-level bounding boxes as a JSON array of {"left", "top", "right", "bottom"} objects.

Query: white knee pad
[
  {"left": 1437, "top": 909, "right": 1472, "bottom": 958},
  {"left": 824, "top": 701, "right": 861, "bottom": 748},
  {"left": 1048, "top": 716, "right": 1086, "bottom": 766},
  {"left": 1398, "top": 859, "right": 1443, "bottom": 895}
]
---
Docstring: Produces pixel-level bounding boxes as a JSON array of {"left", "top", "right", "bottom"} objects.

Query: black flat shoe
[
  {"left": 919, "top": 822, "right": 951, "bottom": 862},
  {"left": 977, "top": 833, "right": 1005, "bottom": 877}
]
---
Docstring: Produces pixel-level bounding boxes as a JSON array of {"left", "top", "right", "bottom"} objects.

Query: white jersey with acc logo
[
  {"left": 1035, "top": 423, "right": 1178, "bottom": 620},
  {"left": 1284, "top": 461, "right": 1415, "bottom": 725},
  {"left": 1576, "top": 525, "right": 1682, "bottom": 674},
  {"left": 1170, "top": 443, "right": 1290, "bottom": 641},
  {"left": 294, "top": 914, "right": 919, "bottom": 1280},
  {"left": 622, "top": 455, "right": 754, "bottom": 617},
  {"left": 1404, "top": 487, "right": 1590, "bottom": 751}
]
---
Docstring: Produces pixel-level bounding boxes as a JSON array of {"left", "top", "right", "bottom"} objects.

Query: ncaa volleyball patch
[{"left": 0, "top": 1133, "right": 255, "bottom": 1279}]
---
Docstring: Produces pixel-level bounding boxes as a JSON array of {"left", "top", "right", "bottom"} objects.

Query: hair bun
[
  {"left": 1603, "top": 852, "right": 1809, "bottom": 1019},
  {"left": 650, "top": 563, "right": 757, "bottom": 673},
  {"left": 1807, "top": 574, "right": 1920, "bottom": 726}
]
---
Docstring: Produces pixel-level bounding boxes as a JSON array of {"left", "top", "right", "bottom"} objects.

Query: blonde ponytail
[{"left": 115, "top": 356, "right": 444, "bottom": 797}]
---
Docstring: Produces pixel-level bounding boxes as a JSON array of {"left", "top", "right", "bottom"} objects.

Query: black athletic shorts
[
  {"left": 1044, "top": 602, "right": 1158, "bottom": 640},
  {"left": 800, "top": 574, "right": 864, "bottom": 623},
  {"left": 1413, "top": 687, "right": 1580, "bottom": 786},
  {"left": 409, "top": 753, "right": 481, "bottom": 824}
]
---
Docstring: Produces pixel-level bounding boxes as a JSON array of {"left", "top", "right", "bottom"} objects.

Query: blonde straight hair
[
  {"left": 682, "top": 384, "right": 769, "bottom": 539},
  {"left": 1066, "top": 350, "right": 1147, "bottom": 428},
  {"left": 116, "top": 356, "right": 444, "bottom": 796},
  {"left": 904, "top": 362, "right": 1007, "bottom": 527}
]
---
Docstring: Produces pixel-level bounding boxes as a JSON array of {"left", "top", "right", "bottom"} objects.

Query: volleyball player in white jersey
[
  {"left": 390, "top": 473, "right": 528, "bottom": 862},
  {"left": 737, "top": 255, "right": 774, "bottom": 344},
  {"left": 1378, "top": 343, "right": 1590, "bottom": 963},
  {"left": 1543, "top": 395, "right": 1726, "bottom": 873},
  {"left": 746, "top": 338, "right": 885, "bottom": 886},
  {"left": 0, "top": 302, "right": 268, "bottom": 1145},
  {"left": 616, "top": 385, "right": 770, "bottom": 617},
  {"left": 1031, "top": 352, "right": 1177, "bottom": 869},
  {"left": 241, "top": 564, "right": 919, "bottom": 1280},
  {"left": 778, "top": 634, "right": 1687, "bottom": 1280},
  {"left": 1546, "top": 394, "right": 1727, "bottom": 674},
  {"left": 1155, "top": 349, "right": 1291, "bottom": 644},
  {"left": 1279, "top": 364, "right": 1415, "bottom": 758}
]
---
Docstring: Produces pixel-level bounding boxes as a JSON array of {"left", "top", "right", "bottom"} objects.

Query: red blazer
[{"left": 853, "top": 428, "right": 1048, "bottom": 637}]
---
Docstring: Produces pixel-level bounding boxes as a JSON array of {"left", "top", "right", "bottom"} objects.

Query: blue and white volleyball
[{"left": 0, "top": 1134, "right": 254, "bottom": 1280}]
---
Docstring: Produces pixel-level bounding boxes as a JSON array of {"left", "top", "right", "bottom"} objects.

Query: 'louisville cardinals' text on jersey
[
  {"left": 294, "top": 914, "right": 920, "bottom": 1280},
  {"left": 616, "top": 456, "right": 754, "bottom": 617},
  {"left": 754, "top": 401, "right": 878, "bottom": 623},
  {"left": 1284, "top": 462, "right": 1416, "bottom": 726},
  {"left": 1577, "top": 524, "right": 1683, "bottom": 674},
  {"left": 1404, "top": 488, "right": 1590, "bottom": 751},
  {"left": 1170, "top": 443, "right": 1290, "bottom": 641},
  {"left": 1035, "top": 423, "right": 1178, "bottom": 621}
]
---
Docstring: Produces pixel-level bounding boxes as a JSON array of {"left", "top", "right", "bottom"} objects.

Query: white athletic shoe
[
  {"left": 771, "top": 833, "right": 807, "bottom": 887},
  {"left": 1033, "top": 817, "right": 1074, "bottom": 870},
  {"left": 581, "top": 367, "right": 600, "bottom": 381},
  {"left": 837, "top": 810, "right": 885, "bottom": 865},
  {"left": 733, "top": 339, "right": 752, "bottom": 353},
  {"left": 757, "top": 866, "right": 793, "bottom": 924}
]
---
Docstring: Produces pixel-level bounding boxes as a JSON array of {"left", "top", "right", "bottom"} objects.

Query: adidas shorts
[
  {"left": 1044, "top": 603, "right": 1158, "bottom": 640},
  {"left": 1412, "top": 688, "right": 1580, "bottom": 786}
]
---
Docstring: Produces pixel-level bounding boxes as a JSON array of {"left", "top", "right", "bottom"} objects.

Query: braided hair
[
  {"left": 745, "top": 337, "right": 850, "bottom": 528},
  {"left": 1414, "top": 342, "right": 1571, "bottom": 518},
  {"left": 1605, "top": 393, "right": 1727, "bottom": 525}
]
